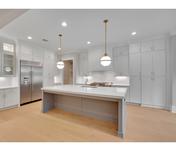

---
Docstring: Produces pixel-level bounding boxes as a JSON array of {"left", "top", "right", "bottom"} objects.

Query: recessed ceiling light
[
  {"left": 87, "top": 41, "right": 91, "bottom": 45},
  {"left": 61, "top": 21, "right": 67, "bottom": 27},
  {"left": 58, "top": 47, "right": 61, "bottom": 50},
  {"left": 131, "top": 32, "right": 137, "bottom": 36},
  {"left": 27, "top": 36, "right": 32, "bottom": 40}
]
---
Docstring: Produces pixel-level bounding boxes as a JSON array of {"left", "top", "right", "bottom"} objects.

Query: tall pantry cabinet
[
  {"left": 129, "top": 37, "right": 167, "bottom": 108},
  {"left": 129, "top": 43, "right": 141, "bottom": 104},
  {"left": 141, "top": 38, "right": 166, "bottom": 108}
]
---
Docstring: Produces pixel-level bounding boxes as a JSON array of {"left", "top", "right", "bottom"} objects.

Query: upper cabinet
[
  {"left": 88, "top": 48, "right": 113, "bottom": 72},
  {"left": 113, "top": 45, "right": 129, "bottom": 76},
  {"left": 141, "top": 40, "right": 153, "bottom": 52},
  {"left": 19, "top": 40, "right": 44, "bottom": 64},
  {"left": 78, "top": 52, "right": 88, "bottom": 76},
  {"left": 0, "top": 37, "right": 16, "bottom": 76},
  {"left": 129, "top": 43, "right": 140, "bottom": 54}
]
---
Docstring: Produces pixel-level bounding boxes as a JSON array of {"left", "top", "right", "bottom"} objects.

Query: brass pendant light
[
  {"left": 100, "top": 19, "right": 112, "bottom": 66},
  {"left": 57, "top": 34, "right": 64, "bottom": 69}
]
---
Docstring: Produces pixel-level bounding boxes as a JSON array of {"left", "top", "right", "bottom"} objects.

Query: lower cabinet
[
  {"left": 141, "top": 77, "right": 166, "bottom": 108},
  {"left": 0, "top": 90, "right": 5, "bottom": 109},
  {"left": 129, "top": 76, "right": 141, "bottom": 104},
  {"left": 0, "top": 87, "right": 19, "bottom": 110}
]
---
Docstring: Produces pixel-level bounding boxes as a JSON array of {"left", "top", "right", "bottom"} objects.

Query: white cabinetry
[
  {"left": 79, "top": 52, "right": 88, "bottom": 76},
  {"left": 88, "top": 48, "right": 113, "bottom": 72},
  {"left": 141, "top": 38, "right": 166, "bottom": 108},
  {"left": 0, "top": 37, "right": 16, "bottom": 76},
  {"left": 113, "top": 45, "right": 129, "bottom": 76},
  {"left": 4, "top": 88, "right": 19, "bottom": 107},
  {"left": 0, "top": 87, "right": 19, "bottom": 110},
  {"left": 0, "top": 90, "right": 5, "bottom": 109},
  {"left": 43, "top": 50, "right": 56, "bottom": 86},
  {"left": 129, "top": 37, "right": 167, "bottom": 107},
  {"left": 20, "top": 41, "right": 44, "bottom": 63},
  {"left": 130, "top": 76, "right": 141, "bottom": 103},
  {"left": 129, "top": 43, "right": 141, "bottom": 104},
  {"left": 32, "top": 48, "right": 44, "bottom": 63},
  {"left": 141, "top": 51, "right": 153, "bottom": 77},
  {"left": 20, "top": 43, "right": 32, "bottom": 61}
]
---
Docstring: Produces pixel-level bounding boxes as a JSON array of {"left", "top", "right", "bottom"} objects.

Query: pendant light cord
[
  {"left": 59, "top": 34, "right": 62, "bottom": 61},
  {"left": 104, "top": 19, "right": 108, "bottom": 56}
]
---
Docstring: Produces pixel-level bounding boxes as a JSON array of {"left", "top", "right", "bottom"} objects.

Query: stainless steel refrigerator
[{"left": 20, "top": 60, "right": 43, "bottom": 105}]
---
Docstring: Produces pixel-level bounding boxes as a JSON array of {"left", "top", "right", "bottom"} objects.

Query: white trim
[
  {"left": 170, "top": 31, "right": 176, "bottom": 36},
  {"left": 171, "top": 105, "right": 176, "bottom": 113},
  {"left": 141, "top": 104, "right": 168, "bottom": 110},
  {"left": 62, "top": 56, "right": 75, "bottom": 84}
]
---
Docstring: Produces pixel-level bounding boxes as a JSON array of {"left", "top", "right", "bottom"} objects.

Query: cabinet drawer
[{"left": 4, "top": 88, "right": 19, "bottom": 107}]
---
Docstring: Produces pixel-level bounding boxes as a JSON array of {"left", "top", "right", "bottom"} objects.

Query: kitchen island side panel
[{"left": 54, "top": 95, "right": 118, "bottom": 122}]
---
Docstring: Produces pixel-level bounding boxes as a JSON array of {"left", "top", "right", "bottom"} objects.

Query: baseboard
[
  {"left": 141, "top": 104, "right": 168, "bottom": 110},
  {"left": 127, "top": 102, "right": 141, "bottom": 106},
  {"left": 0, "top": 104, "right": 18, "bottom": 111},
  {"left": 171, "top": 105, "right": 176, "bottom": 113}
]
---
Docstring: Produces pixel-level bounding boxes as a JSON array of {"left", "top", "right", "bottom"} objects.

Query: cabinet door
[
  {"left": 88, "top": 49, "right": 101, "bottom": 71},
  {"left": 20, "top": 43, "right": 32, "bottom": 61},
  {"left": 141, "top": 52, "right": 153, "bottom": 77},
  {"left": 129, "top": 53, "right": 140, "bottom": 76},
  {"left": 141, "top": 77, "right": 153, "bottom": 105},
  {"left": 114, "top": 46, "right": 129, "bottom": 56},
  {"left": 32, "top": 48, "right": 44, "bottom": 63},
  {"left": 129, "top": 43, "right": 140, "bottom": 54},
  {"left": 43, "top": 51, "right": 55, "bottom": 86},
  {"left": 114, "top": 55, "right": 129, "bottom": 76},
  {"left": 0, "top": 90, "right": 5, "bottom": 109},
  {"left": 152, "top": 77, "right": 166, "bottom": 107},
  {"left": 142, "top": 77, "right": 166, "bottom": 107},
  {"left": 79, "top": 52, "right": 88, "bottom": 76},
  {"left": 2, "top": 42, "right": 16, "bottom": 76},
  {"left": 153, "top": 38, "right": 165, "bottom": 50},
  {"left": 113, "top": 45, "right": 129, "bottom": 76},
  {"left": 129, "top": 76, "right": 141, "bottom": 104},
  {"left": 141, "top": 40, "right": 153, "bottom": 52},
  {"left": 153, "top": 50, "right": 166, "bottom": 76},
  {"left": 4, "top": 88, "right": 19, "bottom": 107}
]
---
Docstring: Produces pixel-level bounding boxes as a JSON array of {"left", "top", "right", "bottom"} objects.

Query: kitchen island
[{"left": 41, "top": 85, "right": 128, "bottom": 138}]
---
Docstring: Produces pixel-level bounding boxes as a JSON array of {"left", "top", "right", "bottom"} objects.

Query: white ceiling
[{"left": 1, "top": 9, "right": 176, "bottom": 52}]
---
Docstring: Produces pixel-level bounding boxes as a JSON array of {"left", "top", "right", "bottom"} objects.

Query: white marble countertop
[
  {"left": 0, "top": 86, "right": 19, "bottom": 90},
  {"left": 42, "top": 84, "right": 128, "bottom": 100}
]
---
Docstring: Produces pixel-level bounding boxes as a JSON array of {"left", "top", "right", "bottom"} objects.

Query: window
[{"left": 3, "top": 43, "right": 14, "bottom": 53}]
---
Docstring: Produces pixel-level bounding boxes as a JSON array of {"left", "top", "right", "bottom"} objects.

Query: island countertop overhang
[{"left": 41, "top": 85, "right": 128, "bottom": 101}]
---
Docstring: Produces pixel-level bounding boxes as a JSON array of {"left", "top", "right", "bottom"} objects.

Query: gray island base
[{"left": 41, "top": 85, "right": 127, "bottom": 138}]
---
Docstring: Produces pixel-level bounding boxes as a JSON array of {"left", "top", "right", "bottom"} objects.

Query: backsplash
[
  {"left": 0, "top": 77, "right": 18, "bottom": 87},
  {"left": 76, "top": 71, "right": 130, "bottom": 86}
]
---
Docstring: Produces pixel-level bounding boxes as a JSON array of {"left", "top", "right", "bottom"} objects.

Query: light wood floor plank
[{"left": 0, "top": 101, "right": 176, "bottom": 141}]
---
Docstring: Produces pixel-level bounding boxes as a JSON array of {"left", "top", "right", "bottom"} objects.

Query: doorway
[{"left": 63, "top": 60, "right": 73, "bottom": 84}]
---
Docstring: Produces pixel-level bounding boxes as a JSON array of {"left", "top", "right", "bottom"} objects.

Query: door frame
[{"left": 62, "top": 57, "right": 75, "bottom": 84}]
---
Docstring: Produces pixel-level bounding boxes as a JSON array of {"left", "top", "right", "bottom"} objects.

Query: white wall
[{"left": 170, "top": 35, "right": 176, "bottom": 112}]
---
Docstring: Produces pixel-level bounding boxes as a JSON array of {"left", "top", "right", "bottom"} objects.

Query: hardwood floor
[{"left": 0, "top": 101, "right": 176, "bottom": 142}]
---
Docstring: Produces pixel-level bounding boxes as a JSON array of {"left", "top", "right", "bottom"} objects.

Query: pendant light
[
  {"left": 57, "top": 34, "right": 64, "bottom": 69},
  {"left": 100, "top": 19, "right": 112, "bottom": 67}
]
